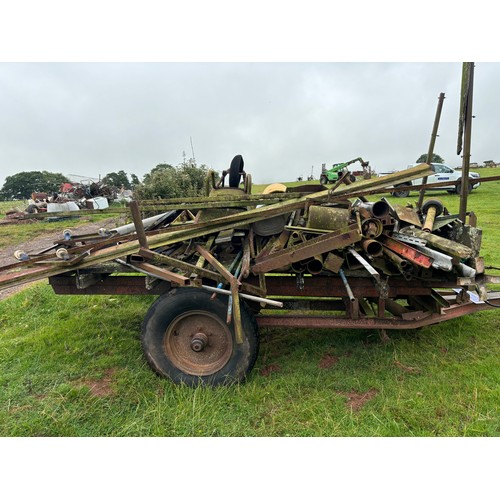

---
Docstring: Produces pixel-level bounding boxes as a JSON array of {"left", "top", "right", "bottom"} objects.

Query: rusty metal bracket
[
  {"left": 195, "top": 244, "right": 244, "bottom": 344},
  {"left": 252, "top": 224, "right": 361, "bottom": 274}
]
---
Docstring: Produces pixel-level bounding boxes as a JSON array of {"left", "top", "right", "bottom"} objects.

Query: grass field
[{"left": 0, "top": 170, "right": 499, "bottom": 437}]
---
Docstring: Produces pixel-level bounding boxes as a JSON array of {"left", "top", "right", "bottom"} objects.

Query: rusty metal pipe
[
  {"left": 307, "top": 206, "right": 350, "bottom": 230},
  {"left": 361, "top": 239, "right": 383, "bottom": 257},
  {"left": 357, "top": 200, "right": 390, "bottom": 219},
  {"left": 306, "top": 255, "right": 324, "bottom": 275},
  {"left": 361, "top": 218, "right": 383, "bottom": 239},
  {"left": 383, "top": 247, "right": 410, "bottom": 269}
]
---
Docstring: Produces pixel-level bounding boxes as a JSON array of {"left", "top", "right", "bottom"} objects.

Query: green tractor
[{"left": 319, "top": 157, "right": 370, "bottom": 185}]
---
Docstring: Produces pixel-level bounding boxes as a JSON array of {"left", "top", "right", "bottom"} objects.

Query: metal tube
[
  {"left": 422, "top": 206, "right": 437, "bottom": 232},
  {"left": 416, "top": 246, "right": 453, "bottom": 271},
  {"left": 361, "top": 239, "right": 383, "bottom": 257},
  {"left": 339, "top": 268, "right": 355, "bottom": 302},
  {"left": 383, "top": 247, "right": 410, "bottom": 269},
  {"left": 306, "top": 255, "right": 324, "bottom": 275},
  {"left": 357, "top": 201, "right": 390, "bottom": 219},
  {"left": 201, "top": 285, "right": 283, "bottom": 307},
  {"left": 110, "top": 211, "right": 176, "bottom": 236},
  {"left": 456, "top": 262, "right": 476, "bottom": 277},
  {"left": 348, "top": 248, "right": 380, "bottom": 281},
  {"left": 417, "top": 92, "right": 446, "bottom": 209}
]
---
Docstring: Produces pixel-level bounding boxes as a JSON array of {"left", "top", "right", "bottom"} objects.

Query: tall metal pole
[
  {"left": 417, "top": 92, "right": 446, "bottom": 209},
  {"left": 459, "top": 63, "right": 475, "bottom": 223}
]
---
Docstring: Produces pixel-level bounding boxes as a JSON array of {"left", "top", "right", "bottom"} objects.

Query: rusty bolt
[{"left": 191, "top": 332, "right": 209, "bottom": 352}]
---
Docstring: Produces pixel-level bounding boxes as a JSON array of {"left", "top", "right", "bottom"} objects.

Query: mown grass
[{"left": 0, "top": 170, "right": 499, "bottom": 436}]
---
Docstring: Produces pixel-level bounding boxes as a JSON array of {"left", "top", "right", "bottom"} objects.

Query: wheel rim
[{"left": 164, "top": 310, "right": 233, "bottom": 376}]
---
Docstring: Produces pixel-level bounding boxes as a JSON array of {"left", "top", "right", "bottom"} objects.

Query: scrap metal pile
[
  {"left": 2, "top": 157, "right": 500, "bottom": 385},
  {"left": 0, "top": 161, "right": 494, "bottom": 314},
  {"left": 3, "top": 181, "right": 117, "bottom": 221}
]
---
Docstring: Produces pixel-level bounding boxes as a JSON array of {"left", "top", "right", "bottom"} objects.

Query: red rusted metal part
[
  {"left": 163, "top": 310, "right": 233, "bottom": 376},
  {"left": 49, "top": 275, "right": 172, "bottom": 295},
  {"left": 380, "top": 235, "right": 433, "bottom": 268},
  {"left": 195, "top": 244, "right": 244, "bottom": 344},
  {"left": 244, "top": 275, "right": 438, "bottom": 298},
  {"left": 256, "top": 292, "right": 500, "bottom": 330},
  {"left": 251, "top": 225, "right": 361, "bottom": 274}
]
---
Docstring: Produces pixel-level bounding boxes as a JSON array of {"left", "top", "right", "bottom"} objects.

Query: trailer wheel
[
  {"left": 141, "top": 287, "right": 259, "bottom": 386},
  {"left": 228, "top": 155, "right": 244, "bottom": 188}
]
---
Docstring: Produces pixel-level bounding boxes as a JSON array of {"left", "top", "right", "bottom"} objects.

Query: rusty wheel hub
[{"left": 164, "top": 311, "right": 233, "bottom": 376}]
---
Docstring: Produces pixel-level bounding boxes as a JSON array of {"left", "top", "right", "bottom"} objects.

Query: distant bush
[{"left": 134, "top": 160, "right": 210, "bottom": 200}]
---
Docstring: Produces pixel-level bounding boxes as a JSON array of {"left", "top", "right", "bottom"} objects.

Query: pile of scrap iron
[
  {"left": 0, "top": 160, "right": 498, "bottom": 327},
  {"left": 2, "top": 156, "right": 500, "bottom": 386},
  {"left": 3, "top": 181, "right": 117, "bottom": 220}
]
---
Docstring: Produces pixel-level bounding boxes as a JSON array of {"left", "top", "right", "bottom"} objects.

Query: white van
[{"left": 391, "top": 163, "right": 480, "bottom": 198}]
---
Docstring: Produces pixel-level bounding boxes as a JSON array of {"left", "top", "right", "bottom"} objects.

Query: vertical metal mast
[
  {"left": 458, "top": 62, "right": 475, "bottom": 222},
  {"left": 417, "top": 92, "right": 446, "bottom": 209}
]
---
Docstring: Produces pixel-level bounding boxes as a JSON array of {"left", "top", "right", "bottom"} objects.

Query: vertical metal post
[
  {"left": 129, "top": 200, "right": 149, "bottom": 250},
  {"left": 459, "top": 63, "right": 475, "bottom": 223},
  {"left": 417, "top": 92, "right": 446, "bottom": 209}
]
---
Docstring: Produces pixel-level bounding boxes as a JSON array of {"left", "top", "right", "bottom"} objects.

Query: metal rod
[
  {"left": 417, "top": 92, "right": 446, "bottom": 209},
  {"left": 347, "top": 248, "right": 380, "bottom": 281},
  {"left": 201, "top": 285, "right": 283, "bottom": 307},
  {"left": 339, "top": 268, "right": 355, "bottom": 302}
]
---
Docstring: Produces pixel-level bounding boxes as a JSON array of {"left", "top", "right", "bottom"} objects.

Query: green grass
[
  {"left": 0, "top": 200, "right": 125, "bottom": 247},
  {"left": 0, "top": 170, "right": 499, "bottom": 436}
]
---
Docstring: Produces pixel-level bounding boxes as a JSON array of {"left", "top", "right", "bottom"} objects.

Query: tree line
[{"left": 0, "top": 158, "right": 211, "bottom": 201}]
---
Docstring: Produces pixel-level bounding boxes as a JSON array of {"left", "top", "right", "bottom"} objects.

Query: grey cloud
[{"left": 1, "top": 62, "right": 499, "bottom": 189}]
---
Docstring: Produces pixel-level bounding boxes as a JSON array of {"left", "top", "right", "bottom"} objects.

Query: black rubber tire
[
  {"left": 228, "top": 155, "right": 244, "bottom": 188},
  {"left": 141, "top": 287, "right": 259, "bottom": 386},
  {"left": 349, "top": 174, "right": 356, "bottom": 183},
  {"left": 456, "top": 182, "right": 472, "bottom": 195},
  {"left": 319, "top": 175, "right": 328, "bottom": 185},
  {"left": 392, "top": 183, "right": 411, "bottom": 198}
]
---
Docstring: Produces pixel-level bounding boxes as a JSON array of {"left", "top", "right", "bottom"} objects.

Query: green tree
[
  {"left": 416, "top": 153, "right": 445, "bottom": 164},
  {"left": 0, "top": 171, "right": 69, "bottom": 200},
  {"left": 102, "top": 170, "right": 132, "bottom": 190},
  {"left": 135, "top": 159, "right": 209, "bottom": 200},
  {"left": 130, "top": 173, "right": 140, "bottom": 187}
]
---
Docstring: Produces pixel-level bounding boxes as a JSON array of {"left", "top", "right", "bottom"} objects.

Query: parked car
[{"left": 391, "top": 163, "right": 480, "bottom": 197}]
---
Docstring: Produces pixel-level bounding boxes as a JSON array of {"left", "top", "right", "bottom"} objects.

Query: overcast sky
[
  {"left": 1, "top": 0, "right": 499, "bottom": 190},
  {"left": 1, "top": 62, "right": 499, "bottom": 189}
]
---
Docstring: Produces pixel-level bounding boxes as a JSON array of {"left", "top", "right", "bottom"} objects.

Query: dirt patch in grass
[
  {"left": 79, "top": 368, "right": 118, "bottom": 397},
  {"left": 318, "top": 353, "right": 340, "bottom": 369},
  {"left": 260, "top": 364, "right": 281, "bottom": 377},
  {"left": 337, "top": 388, "right": 379, "bottom": 411}
]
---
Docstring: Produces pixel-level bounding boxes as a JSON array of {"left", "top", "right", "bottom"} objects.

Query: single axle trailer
[{"left": 1, "top": 160, "right": 496, "bottom": 386}]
